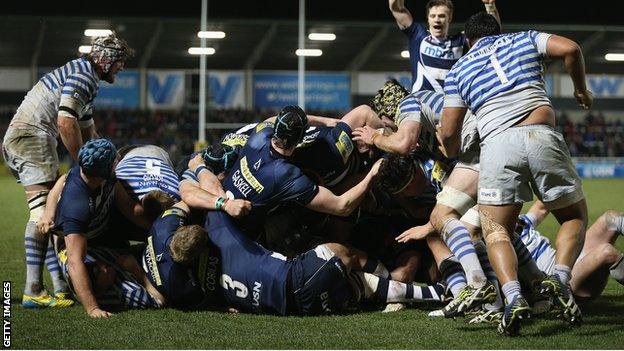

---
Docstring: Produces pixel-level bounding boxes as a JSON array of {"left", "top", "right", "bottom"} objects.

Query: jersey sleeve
[
  {"left": 443, "top": 70, "right": 467, "bottom": 108},
  {"left": 395, "top": 95, "right": 423, "bottom": 126},
  {"left": 528, "top": 30, "right": 553, "bottom": 57},
  {"left": 401, "top": 21, "right": 428, "bottom": 41},
  {"left": 59, "top": 72, "right": 97, "bottom": 119},
  {"left": 55, "top": 194, "right": 91, "bottom": 236},
  {"left": 278, "top": 164, "right": 319, "bottom": 206}
]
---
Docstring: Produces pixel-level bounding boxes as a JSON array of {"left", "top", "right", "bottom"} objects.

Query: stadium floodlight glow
[
  {"left": 197, "top": 31, "right": 226, "bottom": 39},
  {"left": 295, "top": 49, "right": 323, "bottom": 57},
  {"left": 84, "top": 29, "right": 113, "bottom": 37},
  {"left": 188, "top": 47, "right": 216, "bottom": 55},
  {"left": 401, "top": 50, "right": 410, "bottom": 58},
  {"left": 308, "top": 33, "right": 336, "bottom": 41},
  {"left": 78, "top": 45, "right": 92, "bottom": 54},
  {"left": 605, "top": 53, "right": 624, "bottom": 62}
]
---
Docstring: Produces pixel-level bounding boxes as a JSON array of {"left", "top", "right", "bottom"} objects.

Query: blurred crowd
[{"left": 1, "top": 108, "right": 623, "bottom": 166}]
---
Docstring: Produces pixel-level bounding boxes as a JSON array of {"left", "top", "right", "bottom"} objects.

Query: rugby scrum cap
[
  {"left": 371, "top": 79, "right": 410, "bottom": 119},
  {"left": 90, "top": 33, "right": 134, "bottom": 73},
  {"left": 78, "top": 138, "right": 118, "bottom": 179},
  {"left": 201, "top": 144, "right": 238, "bottom": 174},
  {"left": 273, "top": 105, "right": 308, "bottom": 149}
]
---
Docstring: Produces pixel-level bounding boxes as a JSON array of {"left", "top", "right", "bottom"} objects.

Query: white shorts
[
  {"left": 3, "top": 126, "right": 59, "bottom": 186},
  {"left": 478, "top": 125, "right": 584, "bottom": 209},
  {"left": 457, "top": 112, "right": 480, "bottom": 172}
]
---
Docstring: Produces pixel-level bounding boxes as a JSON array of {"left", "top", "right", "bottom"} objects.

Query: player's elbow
[
  {"left": 58, "top": 115, "right": 76, "bottom": 134},
  {"left": 334, "top": 199, "right": 356, "bottom": 217},
  {"left": 395, "top": 138, "right": 416, "bottom": 155}
]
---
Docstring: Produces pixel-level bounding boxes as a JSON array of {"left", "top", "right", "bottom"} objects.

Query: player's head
[
  {"left": 425, "top": 0, "right": 454, "bottom": 38},
  {"left": 372, "top": 79, "right": 409, "bottom": 121},
  {"left": 142, "top": 190, "right": 176, "bottom": 222},
  {"left": 464, "top": 12, "right": 501, "bottom": 47},
  {"left": 170, "top": 225, "right": 208, "bottom": 265},
  {"left": 272, "top": 105, "right": 308, "bottom": 150},
  {"left": 201, "top": 144, "right": 238, "bottom": 177},
  {"left": 85, "top": 261, "right": 116, "bottom": 295},
  {"left": 88, "top": 33, "right": 134, "bottom": 83},
  {"left": 376, "top": 154, "right": 426, "bottom": 197},
  {"left": 78, "top": 138, "right": 118, "bottom": 180}
]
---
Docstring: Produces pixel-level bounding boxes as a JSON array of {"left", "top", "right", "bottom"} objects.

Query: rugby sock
[
  {"left": 609, "top": 254, "right": 624, "bottom": 285},
  {"left": 358, "top": 272, "right": 444, "bottom": 303},
  {"left": 24, "top": 221, "right": 46, "bottom": 296},
  {"left": 439, "top": 255, "right": 467, "bottom": 298},
  {"left": 474, "top": 240, "right": 503, "bottom": 311},
  {"left": 553, "top": 264, "right": 572, "bottom": 286},
  {"left": 501, "top": 280, "right": 522, "bottom": 303},
  {"left": 362, "top": 258, "right": 390, "bottom": 278},
  {"left": 512, "top": 235, "right": 545, "bottom": 286},
  {"left": 442, "top": 219, "right": 486, "bottom": 287},
  {"left": 45, "top": 238, "right": 69, "bottom": 294}
]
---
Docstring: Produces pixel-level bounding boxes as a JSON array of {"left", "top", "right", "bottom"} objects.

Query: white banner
[
  {"left": 559, "top": 74, "right": 624, "bottom": 98},
  {"left": 209, "top": 71, "right": 245, "bottom": 108},
  {"left": 355, "top": 72, "right": 411, "bottom": 95},
  {"left": 0, "top": 68, "right": 31, "bottom": 91},
  {"left": 147, "top": 70, "right": 185, "bottom": 110}
]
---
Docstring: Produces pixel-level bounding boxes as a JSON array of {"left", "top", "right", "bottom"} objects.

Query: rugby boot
[
  {"left": 22, "top": 291, "right": 73, "bottom": 308},
  {"left": 457, "top": 280, "right": 498, "bottom": 313},
  {"left": 539, "top": 274, "right": 582, "bottom": 326},
  {"left": 498, "top": 296, "right": 531, "bottom": 336},
  {"left": 467, "top": 306, "right": 503, "bottom": 324}
]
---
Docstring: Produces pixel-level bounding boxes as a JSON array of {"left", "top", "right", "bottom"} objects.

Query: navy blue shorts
[{"left": 287, "top": 247, "right": 353, "bottom": 316}]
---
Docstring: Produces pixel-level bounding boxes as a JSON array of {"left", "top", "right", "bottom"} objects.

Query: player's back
[
  {"left": 12, "top": 57, "right": 99, "bottom": 137},
  {"left": 395, "top": 90, "right": 444, "bottom": 158},
  {"left": 143, "top": 208, "right": 214, "bottom": 310},
  {"left": 205, "top": 211, "right": 293, "bottom": 315},
  {"left": 221, "top": 125, "right": 318, "bottom": 232},
  {"left": 54, "top": 166, "right": 116, "bottom": 241},
  {"left": 115, "top": 145, "right": 180, "bottom": 201},
  {"left": 445, "top": 31, "right": 552, "bottom": 141}
]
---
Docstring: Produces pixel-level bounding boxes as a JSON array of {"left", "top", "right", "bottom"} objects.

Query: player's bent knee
[
  {"left": 609, "top": 253, "right": 624, "bottom": 284},
  {"left": 460, "top": 207, "right": 481, "bottom": 228},
  {"left": 435, "top": 186, "right": 476, "bottom": 217},
  {"left": 604, "top": 210, "right": 624, "bottom": 235},
  {"left": 599, "top": 243, "right": 622, "bottom": 265}
]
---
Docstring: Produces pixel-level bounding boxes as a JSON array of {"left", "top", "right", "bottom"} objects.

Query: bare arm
[
  {"left": 37, "top": 174, "right": 67, "bottom": 235},
  {"left": 439, "top": 107, "right": 467, "bottom": 158},
  {"left": 58, "top": 115, "right": 83, "bottom": 161},
  {"left": 306, "top": 159, "right": 382, "bottom": 216},
  {"left": 353, "top": 121, "right": 421, "bottom": 155},
  {"left": 114, "top": 182, "right": 151, "bottom": 230},
  {"left": 388, "top": 0, "right": 414, "bottom": 30},
  {"left": 188, "top": 154, "right": 226, "bottom": 197},
  {"left": 116, "top": 254, "right": 166, "bottom": 307},
  {"left": 482, "top": 0, "right": 501, "bottom": 27},
  {"left": 65, "top": 234, "right": 112, "bottom": 318},
  {"left": 545, "top": 35, "right": 593, "bottom": 109},
  {"left": 80, "top": 123, "right": 99, "bottom": 142}
]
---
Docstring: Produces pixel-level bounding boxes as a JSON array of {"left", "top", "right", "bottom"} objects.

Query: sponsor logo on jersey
[
  {"left": 252, "top": 281, "right": 262, "bottom": 307},
  {"left": 198, "top": 251, "right": 219, "bottom": 292},
  {"left": 335, "top": 131, "right": 354, "bottom": 164},
  {"left": 320, "top": 291, "right": 331, "bottom": 312},
  {"left": 222, "top": 133, "right": 249, "bottom": 148},
  {"left": 255, "top": 122, "right": 273, "bottom": 133},
  {"left": 237, "top": 157, "right": 265, "bottom": 194},
  {"left": 145, "top": 237, "right": 163, "bottom": 286}
]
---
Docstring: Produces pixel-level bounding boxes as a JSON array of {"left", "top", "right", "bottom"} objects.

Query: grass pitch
[{"left": 1, "top": 174, "right": 623, "bottom": 349}]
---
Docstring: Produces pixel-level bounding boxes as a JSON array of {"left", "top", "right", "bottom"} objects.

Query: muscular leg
[
  {"left": 550, "top": 199, "right": 588, "bottom": 286},
  {"left": 23, "top": 183, "right": 53, "bottom": 297},
  {"left": 480, "top": 204, "right": 523, "bottom": 299},
  {"left": 579, "top": 210, "right": 622, "bottom": 255},
  {"left": 427, "top": 235, "right": 466, "bottom": 297},
  {"left": 431, "top": 168, "right": 485, "bottom": 287},
  {"left": 570, "top": 243, "right": 622, "bottom": 299},
  {"left": 390, "top": 250, "right": 421, "bottom": 283},
  {"left": 323, "top": 243, "right": 389, "bottom": 278}
]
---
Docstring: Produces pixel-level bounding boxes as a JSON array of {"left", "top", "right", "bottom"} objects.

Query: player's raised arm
[
  {"left": 543, "top": 34, "right": 593, "bottom": 109},
  {"left": 389, "top": 0, "right": 414, "bottom": 30},
  {"left": 353, "top": 121, "right": 421, "bottom": 155},
  {"left": 482, "top": 0, "right": 501, "bottom": 26},
  {"left": 64, "top": 233, "right": 112, "bottom": 318}
]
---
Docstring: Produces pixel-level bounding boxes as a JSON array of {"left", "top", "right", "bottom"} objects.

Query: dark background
[{"left": 3, "top": 0, "right": 620, "bottom": 25}]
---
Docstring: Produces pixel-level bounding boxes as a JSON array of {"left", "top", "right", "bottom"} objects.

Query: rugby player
[
  {"left": 45, "top": 139, "right": 152, "bottom": 317},
  {"left": 2, "top": 33, "right": 133, "bottom": 307},
  {"left": 440, "top": 12, "right": 593, "bottom": 335},
  {"left": 141, "top": 202, "right": 447, "bottom": 314},
  {"left": 388, "top": 0, "right": 500, "bottom": 92},
  {"left": 517, "top": 203, "right": 624, "bottom": 301},
  {"left": 355, "top": 82, "right": 498, "bottom": 317}
]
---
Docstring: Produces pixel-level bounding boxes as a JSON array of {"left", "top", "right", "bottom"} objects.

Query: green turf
[{"left": 1, "top": 174, "right": 623, "bottom": 349}]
